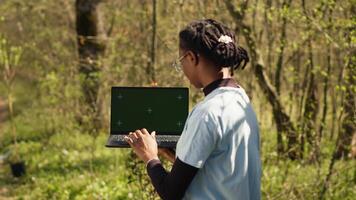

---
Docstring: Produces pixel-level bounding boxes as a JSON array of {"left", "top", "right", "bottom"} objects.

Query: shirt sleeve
[
  {"left": 146, "top": 158, "right": 199, "bottom": 200},
  {"left": 176, "top": 112, "right": 220, "bottom": 168}
]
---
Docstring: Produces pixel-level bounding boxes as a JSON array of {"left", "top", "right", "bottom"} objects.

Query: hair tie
[{"left": 218, "top": 35, "right": 233, "bottom": 44}]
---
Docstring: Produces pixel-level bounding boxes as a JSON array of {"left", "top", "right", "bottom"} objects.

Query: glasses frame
[{"left": 172, "top": 53, "right": 188, "bottom": 72}]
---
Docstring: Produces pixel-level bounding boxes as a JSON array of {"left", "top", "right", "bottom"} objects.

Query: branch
[{"left": 224, "top": 0, "right": 249, "bottom": 21}]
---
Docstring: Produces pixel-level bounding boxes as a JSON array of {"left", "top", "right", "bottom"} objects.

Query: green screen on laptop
[{"left": 110, "top": 87, "right": 189, "bottom": 135}]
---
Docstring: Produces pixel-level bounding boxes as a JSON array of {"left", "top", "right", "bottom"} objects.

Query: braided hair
[{"left": 179, "top": 19, "right": 249, "bottom": 76}]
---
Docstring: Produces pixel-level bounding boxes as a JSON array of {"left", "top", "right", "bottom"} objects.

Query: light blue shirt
[{"left": 176, "top": 87, "right": 261, "bottom": 200}]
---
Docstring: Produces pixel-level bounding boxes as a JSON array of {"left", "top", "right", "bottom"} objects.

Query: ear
[{"left": 187, "top": 51, "right": 199, "bottom": 66}]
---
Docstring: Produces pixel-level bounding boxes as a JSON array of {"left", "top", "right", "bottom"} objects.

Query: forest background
[{"left": 0, "top": 0, "right": 355, "bottom": 199}]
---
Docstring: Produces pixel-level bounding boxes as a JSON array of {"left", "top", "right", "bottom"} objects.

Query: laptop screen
[{"left": 110, "top": 87, "right": 189, "bottom": 135}]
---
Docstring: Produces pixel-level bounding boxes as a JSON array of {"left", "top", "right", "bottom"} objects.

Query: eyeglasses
[{"left": 172, "top": 53, "right": 188, "bottom": 72}]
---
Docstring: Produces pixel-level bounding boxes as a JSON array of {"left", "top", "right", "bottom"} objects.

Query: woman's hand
[
  {"left": 124, "top": 128, "right": 158, "bottom": 163},
  {"left": 158, "top": 148, "right": 176, "bottom": 163}
]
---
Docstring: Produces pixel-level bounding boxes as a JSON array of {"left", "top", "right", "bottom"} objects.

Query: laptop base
[{"left": 106, "top": 135, "right": 180, "bottom": 148}]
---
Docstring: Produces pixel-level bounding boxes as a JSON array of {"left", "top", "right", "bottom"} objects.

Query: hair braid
[{"left": 179, "top": 19, "right": 249, "bottom": 75}]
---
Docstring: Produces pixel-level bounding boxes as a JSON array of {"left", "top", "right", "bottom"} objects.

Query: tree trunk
[
  {"left": 302, "top": 40, "right": 320, "bottom": 162},
  {"left": 149, "top": 0, "right": 157, "bottom": 85},
  {"left": 319, "top": 42, "right": 331, "bottom": 139},
  {"left": 288, "top": 49, "right": 301, "bottom": 118},
  {"left": 275, "top": 0, "right": 291, "bottom": 95},
  {"left": 319, "top": 7, "right": 334, "bottom": 139},
  {"left": 75, "top": 0, "right": 106, "bottom": 132},
  {"left": 334, "top": 50, "right": 356, "bottom": 159},
  {"left": 224, "top": 0, "right": 299, "bottom": 160},
  {"left": 300, "top": 0, "right": 322, "bottom": 162},
  {"left": 263, "top": 0, "right": 274, "bottom": 80},
  {"left": 331, "top": 49, "right": 345, "bottom": 140}
]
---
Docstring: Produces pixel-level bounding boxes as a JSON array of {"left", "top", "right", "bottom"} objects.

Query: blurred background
[{"left": 0, "top": 0, "right": 355, "bottom": 199}]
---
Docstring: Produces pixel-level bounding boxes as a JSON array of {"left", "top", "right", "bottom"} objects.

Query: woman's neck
[{"left": 200, "top": 68, "right": 232, "bottom": 88}]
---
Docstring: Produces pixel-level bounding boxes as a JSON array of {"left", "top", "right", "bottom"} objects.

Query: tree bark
[
  {"left": 275, "top": 0, "right": 291, "bottom": 95},
  {"left": 263, "top": 0, "right": 274, "bottom": 80},
  {"left": 224, "top": 0, "right": 299, "bottom": 160},
  {"left": 149, "top": 0, "right": 157, "bottom": 85},
  {"left": 319, "top": 7, "right": 334, "bottom": 139},
  {"left": 319, "top": 38, "right": 332, "bottom": 139},
  {"left": 300, "top": 0, "right": 322, "bottom": 162},
  {"left": 331, "top": 49, "right": 345, "bottom": 140},
  {"left": 75, "top": 0, "right": 106, "bottom": 131},
  {"left": 302, "top": 40, "right": 320, "bottom": 162},
  {"left": 334, "top": 50, "right": 356, "bottom": 159}
]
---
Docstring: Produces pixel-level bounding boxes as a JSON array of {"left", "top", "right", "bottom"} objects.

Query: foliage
[{"left": 0, "top": 0, "right": 354, "bottom": 199}]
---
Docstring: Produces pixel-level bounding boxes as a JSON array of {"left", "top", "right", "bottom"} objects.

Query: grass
[
  {"left": 0, "top": 133, "right": 135, "bottom": 199},
  {"left": 0, "top": 124, "right": 354, "bottom": 199},
  {"left": 0, "top": 79, "right": 355, "bottom": 200},
  {"left": 259, "top": 127, "right": 356, "bottom": 200}
]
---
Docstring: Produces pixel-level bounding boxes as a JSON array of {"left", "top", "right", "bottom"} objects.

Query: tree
[
  {"left": 224, "top": 0, "right": 299, "bottom": 159},
  {"left": 0, "top": 35, "right": 24, "bottom": 176},
  {"left": 148, "top": 0, "right": 157, "bottom": 85},
  {"left": 75, "top": 0, "right": 107, "bottom": 176},
  {"left": 334, "top": 50, "right": 355, "bottom": 159},
  {"left": 75, "top": 0, "right": 107, "bottom": 132},
  {"left": 274, "top": 0, "right": 292, "bottom": 95}
]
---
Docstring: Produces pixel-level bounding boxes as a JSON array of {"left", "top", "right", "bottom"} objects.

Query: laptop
[{"left": 106, "top": 86, "right": 189, "bottom": 148}]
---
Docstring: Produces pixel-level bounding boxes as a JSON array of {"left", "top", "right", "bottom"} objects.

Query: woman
[{"left": 124, "top": 19, "right": 261, "bottom": 200}]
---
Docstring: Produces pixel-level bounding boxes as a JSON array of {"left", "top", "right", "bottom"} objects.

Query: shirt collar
[{"left": 202, "top": 78, "right": 239, "bottom": 96}]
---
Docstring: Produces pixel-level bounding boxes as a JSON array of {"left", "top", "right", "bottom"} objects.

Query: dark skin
[{"left": 125, "top": 46, "right": 232, "bottom": 164}]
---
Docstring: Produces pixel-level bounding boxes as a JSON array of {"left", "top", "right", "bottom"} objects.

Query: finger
[
  {"left": 127, "top": 133, "right": 139, "bottom": 145},
  {"left": 141, "top": 128, "right": 149, "bottom": 135},
  {"left": 124, "top": 136, "right": 134, "bottom": 147},
  {"left": 127, "top": 132, "right": 134, "bottom": 141},
  {"left": 136, "top": 130, "right": 144, "bottom": 139},
  {"left": 130, "top": 131, "right": 139, "bottom": 140},
  {"left": 134, "top": 129, "right": 142, "bottom": 136},
  {"left": 151, "top": 131, "right": 156, "bottom": 139},
  {"left": 135, "top": 130, "right": 146, "bottom": 141}
]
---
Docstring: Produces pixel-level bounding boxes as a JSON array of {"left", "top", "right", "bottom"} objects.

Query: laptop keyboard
[
  {"left": 107, "top": 134, "right": 180, "bottom": 148},
  {"left": 110, "top": 134, "right": 179, "bottom": 141}
]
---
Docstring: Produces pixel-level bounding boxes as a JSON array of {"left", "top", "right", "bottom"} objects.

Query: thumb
[{"left": 151, "top": 131, "right": 156, "bottom": 139}]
